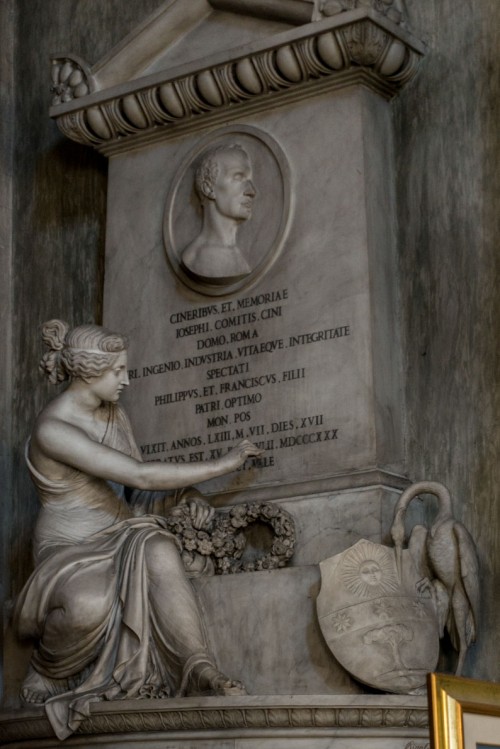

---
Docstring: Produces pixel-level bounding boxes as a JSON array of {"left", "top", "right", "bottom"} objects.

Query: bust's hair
[
  {"left": 40, "top": 319, "right": 128, "bottom": 384},
  {"left": 194, "top": 143, "right": 249, "bottom": 203}
]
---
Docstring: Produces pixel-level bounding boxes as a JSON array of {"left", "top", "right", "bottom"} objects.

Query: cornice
[
  {"left": 0, "top": 695, "right": 429, "bottom": 743},
  {"left": 205, "top": 468, "right": 410, "bottom": 506},
  {"left": 50, "top": 9, "right": 425, "bottom": 157}
]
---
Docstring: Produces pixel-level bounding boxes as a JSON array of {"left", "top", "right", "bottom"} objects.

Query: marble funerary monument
[{"left": 2, "top": 1, "right": 482, "bottom": 748}]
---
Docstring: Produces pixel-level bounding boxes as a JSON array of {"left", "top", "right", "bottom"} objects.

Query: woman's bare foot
[
  {"left": 20, "top": 667, "right": 54, "bottom": 705},
  {"left": 187, "top": 661, "right": 246, "bottom": 696}
]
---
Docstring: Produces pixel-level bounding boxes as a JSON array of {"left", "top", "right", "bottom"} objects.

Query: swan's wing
[
  {"left": 409, "top": 525, "right": 450, "bottom": 635},
  {"left": 433, "top": 579, "right": 450, "bottom": 637},
  {"left": 453, "top": 522, "right": 480, "bottom": 643}
]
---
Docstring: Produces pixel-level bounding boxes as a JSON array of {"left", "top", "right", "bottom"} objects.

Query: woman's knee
[
  {"left": 48, "top": 585, "right": 111, "bottom": 636},
  {"left": 51, "top": 562, "right": 113, "bottom": 631},
  {"left": 144, "top": 533, "right": 183, "bottom": 576}
]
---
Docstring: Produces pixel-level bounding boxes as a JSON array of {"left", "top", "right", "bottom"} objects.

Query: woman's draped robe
[{"left": 14, "top": 404, "right": 215, "bottom": 740}]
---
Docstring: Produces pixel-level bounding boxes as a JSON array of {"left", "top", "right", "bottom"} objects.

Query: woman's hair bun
[
  {"left": 39, "top": 320, "right": 70, "bottom": 384},
  {"left": 41, "top": 320, "right": 69, "bottom": 352}
]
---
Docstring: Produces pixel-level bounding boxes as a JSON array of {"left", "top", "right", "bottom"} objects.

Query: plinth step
[{"left": 0, "top": 694, "right": 429, "bottom": 747}]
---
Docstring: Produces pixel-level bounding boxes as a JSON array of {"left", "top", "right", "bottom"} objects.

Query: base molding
[{"left": 0, "top": 694, "right": 429, "bottom": 746}]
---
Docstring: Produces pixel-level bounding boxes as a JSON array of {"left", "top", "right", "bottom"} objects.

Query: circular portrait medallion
[{"left": 164, "top": 125, "right": 291, "bottom": 296}]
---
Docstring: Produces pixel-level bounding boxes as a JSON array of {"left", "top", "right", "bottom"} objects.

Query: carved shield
[{"left": 317, "top": 539, "right": 440, "bottom": 693}]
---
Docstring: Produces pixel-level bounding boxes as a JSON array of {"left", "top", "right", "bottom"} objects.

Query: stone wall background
[
  {"left": 393, "top": 0, "right": 500, "bottom": 679},
  {"left": 0, "top": 0, "right": 163, "bottom": 695},
  {"left": 0, "top": 0, "right": 498, "bottom": 695}
]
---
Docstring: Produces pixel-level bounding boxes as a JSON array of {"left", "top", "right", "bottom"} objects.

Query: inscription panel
[
  {"left": 129, "top": 287, "right": 350, "bottom": 478},
  {"left": 104, "top": 91, "right": 401, "bottom": 493}
]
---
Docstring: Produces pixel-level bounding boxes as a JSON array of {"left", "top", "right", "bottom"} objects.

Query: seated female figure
[{"left": 14, "top": 320, "right": 260, "bottom": 740}]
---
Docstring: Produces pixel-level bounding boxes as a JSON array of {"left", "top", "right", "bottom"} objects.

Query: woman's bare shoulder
[{"left": 32, "top": 396, "right": 85, "bottom": 448}]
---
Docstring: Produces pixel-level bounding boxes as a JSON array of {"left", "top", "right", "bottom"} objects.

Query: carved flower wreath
[{"left": 165, "top": 501, "right": 295, "bottom": 574}]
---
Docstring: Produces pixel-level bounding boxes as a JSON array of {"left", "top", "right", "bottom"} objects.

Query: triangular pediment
[{"left": 90, "top": 0, "right": 314, "bottom": 91}]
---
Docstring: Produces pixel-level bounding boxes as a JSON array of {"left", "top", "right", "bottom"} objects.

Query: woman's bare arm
[{"left": 34, "top": 418, "right": 262, "bottom": 490}]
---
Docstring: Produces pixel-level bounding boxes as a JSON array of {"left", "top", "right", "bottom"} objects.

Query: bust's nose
[{"left": 244, "top": 180, "right": 256, "bottom": 197}]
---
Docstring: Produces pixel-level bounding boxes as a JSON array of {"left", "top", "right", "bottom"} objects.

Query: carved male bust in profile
[{"left": 181, "top": 143, "right": 256, "bottom": 284}]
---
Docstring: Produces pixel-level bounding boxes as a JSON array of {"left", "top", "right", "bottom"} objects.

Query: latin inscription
[{"left": 133, "top": 287, "right": 351, "bottom": 469}]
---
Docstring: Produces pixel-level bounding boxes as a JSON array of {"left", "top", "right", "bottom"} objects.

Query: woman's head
[{"left": 40, "top": 319, "right": 128, "bottom": 384}]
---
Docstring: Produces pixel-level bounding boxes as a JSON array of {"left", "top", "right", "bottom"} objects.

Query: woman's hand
[
  {"left": 218, "top": 440, "right": 263, "bottom": 474},
  {"left": 177, "top": 488, "right": 215, "bottom": 530},
  {"left": 188, "top": 494, "right": 215, "bottom": 530}
]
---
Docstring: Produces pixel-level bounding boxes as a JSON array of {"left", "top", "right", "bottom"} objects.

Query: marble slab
[{"left": 194, "top": 565, "right": 360, "bottom": 695}]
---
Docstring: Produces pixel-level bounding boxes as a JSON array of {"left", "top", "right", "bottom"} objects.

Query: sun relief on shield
[{"left": 317, "top": 539, "right": 440, "bottom": 694}]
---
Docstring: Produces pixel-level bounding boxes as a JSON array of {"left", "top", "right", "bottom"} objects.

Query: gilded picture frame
[{"left": 428, "top": 673, "right": 500, "bottom": 749}]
